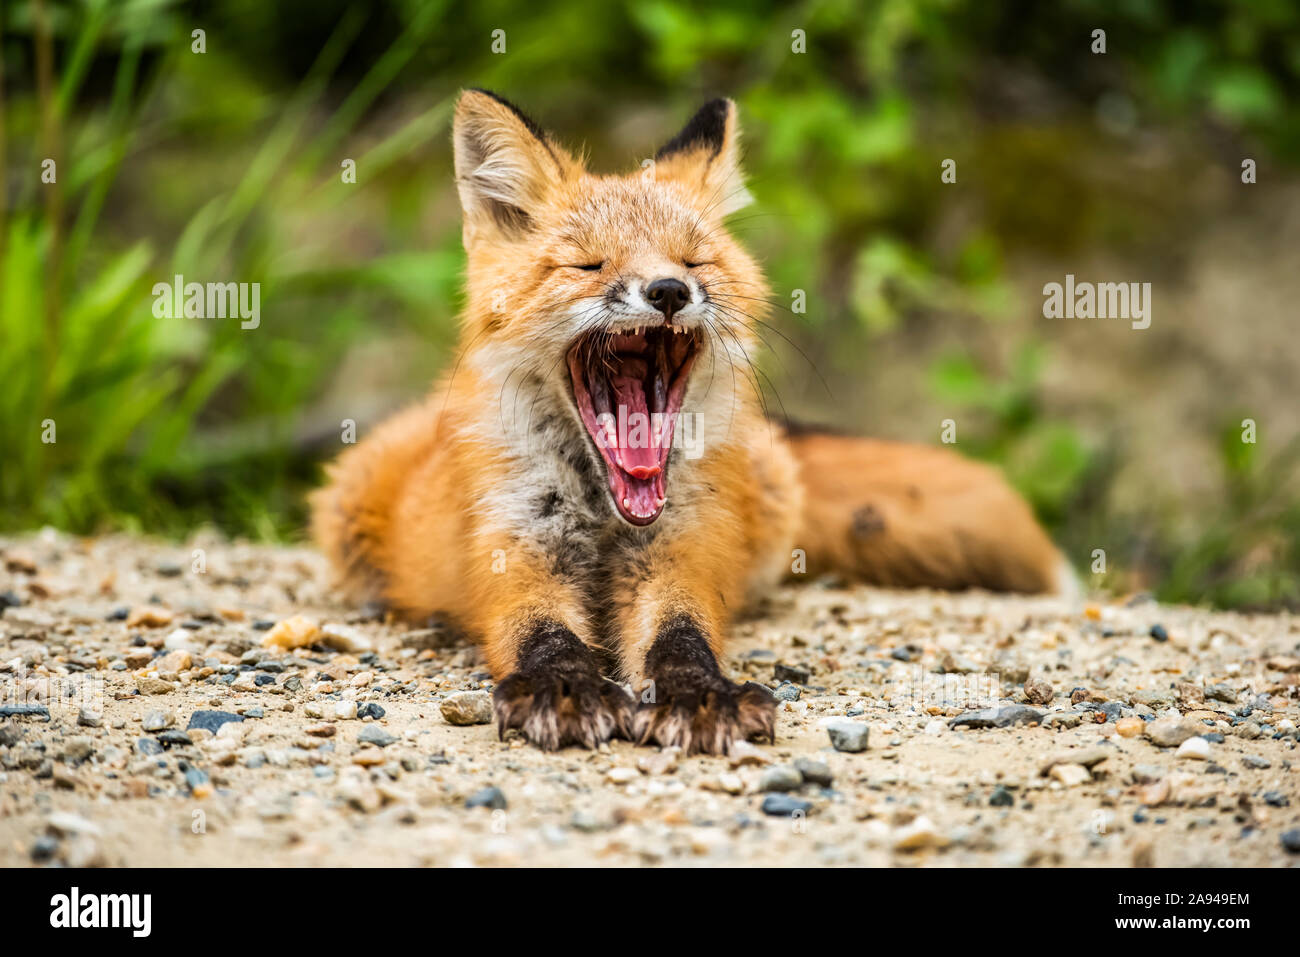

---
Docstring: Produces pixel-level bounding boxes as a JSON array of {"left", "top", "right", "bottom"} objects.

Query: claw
[
  {"left": 493, "top": 666, "right": 633, "bottom": 751},
  {"left": 634, "top": 674, "right": 778, "bottom": 756}
]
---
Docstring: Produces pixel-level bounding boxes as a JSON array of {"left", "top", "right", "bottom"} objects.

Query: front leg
[
  {"left": 630, "top": 614, "right": 776, "bottom": 755},
  {"left": 465, "top": 537, "right": 632, "bottom": 750},
  {"left": 610, "top": 504, "right": 779, "bottom": 755}
]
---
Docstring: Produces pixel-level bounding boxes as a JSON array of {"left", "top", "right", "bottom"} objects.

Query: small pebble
[
  {"left": 440, "top": 691, "right": 493, "bottom": 726},
  {"left": 793, "top": 757, "right": 833, "bottom": 788},
  {"left": 759, "top": 765, "right": 804, "bottom": 793},
  {"left": 465, "top": 786, "right": 507, "bottom": 810},
  {"left": 826, "top": 719, "right": 869, "bottom": 753},
  {"left": 358, "top": 725, "right": 397, "bottom": 747},
  {"left": 1282, "top": 829, "right": 1300, "bottom": 854},
  {"left": 760, "top": 794, "right": 812, "bottom": 817},
  {"left": 1024, "top": 676, "right": 1053, "bottom": 705},
  {"left": 773, "top": 682, "right": 801, "bottom": 702},
  {"left": 141, "top": 710, "right": 174, "bottom": 732}
]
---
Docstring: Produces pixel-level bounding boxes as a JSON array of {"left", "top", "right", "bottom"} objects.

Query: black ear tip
[
  {"left": 463, "top": 87, "right": 509, "bottom": 105},
  {"left": 655, "top": 97, "right": 734, "bottom": 161}
]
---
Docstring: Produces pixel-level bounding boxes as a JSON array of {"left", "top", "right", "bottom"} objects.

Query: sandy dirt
[{"left": 1, "top": 529, "right": 1298, "bottom": 867}]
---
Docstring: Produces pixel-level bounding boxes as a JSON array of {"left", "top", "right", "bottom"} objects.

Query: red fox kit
[{"left": 312, "top": 90, "right": 1071, "bottom": 754}]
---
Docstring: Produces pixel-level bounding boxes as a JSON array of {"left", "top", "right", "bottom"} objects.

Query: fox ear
[
  {"left": 453, "top": 89, "right": 578, "bottom": 238},
  {"left": 653, "top": 98, "right": 752, "bottom": 217}
]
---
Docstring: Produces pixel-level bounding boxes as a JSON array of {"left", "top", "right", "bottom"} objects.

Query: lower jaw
[{"left": 607, "top": 470, "right": 667, "bottom": 525}]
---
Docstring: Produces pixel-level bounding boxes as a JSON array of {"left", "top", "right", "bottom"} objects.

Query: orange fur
[{"left": 310, "top": 91, "right": 1070, "bottom": 750}]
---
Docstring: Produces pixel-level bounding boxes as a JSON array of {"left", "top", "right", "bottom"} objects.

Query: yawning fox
[{"left": 312, "top": 90, "right": 1073, "bottom": 754}]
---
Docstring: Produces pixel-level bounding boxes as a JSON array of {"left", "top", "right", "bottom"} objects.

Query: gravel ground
[{"left": 2, "top": 529, "right": 1298, "bottom": 868}]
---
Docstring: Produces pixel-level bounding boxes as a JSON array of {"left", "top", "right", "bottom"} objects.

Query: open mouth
[{"left": 566, "top": 324, "right": 700, "bottom": 525}]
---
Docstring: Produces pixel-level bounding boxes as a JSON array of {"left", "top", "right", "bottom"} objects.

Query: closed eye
[
  {"left": 684, "top": 260, "right": 712, "bottom": 269},
  {"left": 569, "top": 262, "right": 604, "bottom": 272}
]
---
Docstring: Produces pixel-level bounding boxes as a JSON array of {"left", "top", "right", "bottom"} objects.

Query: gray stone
[
  {"left": 358, "top": 725, "right": 397, "bottom": 747},
  {"left": 182, "top": 763, "right": 210, "bottom": 792},
  {"left": 141, "top": 709, "right": 174, "bottom": 732},
  {"left": 826, "top": 719, "right": 869, "bottom": 752},
  {"left": 759, "top": 765, "right": 804, "bottom": 793},
  {"left": 1281, "top": 829, "right": 1300, "bottom": 854},
  {"left": 761, "top": 794, "right": 812, "bottom": 817},
  {"left": 793, "top": 757, "right": 833, "bottom": 787},
  {"left": 465, "top": 786, "right": 507, "bottom": 810},
  {"left": 0, "top": 704, "right": 50, "bottom": 720},
  {"left": 186, "top": 710, "right": 244, "bottom": 734},
  {"left": 948, "top": 705, "right": 1043, "bottom": 729},
  {"left": 774, "top": 682, "right": 801, "bottom": 702},
  {"left": 30, "top": 835, "right": 59, "bottom": 862}
]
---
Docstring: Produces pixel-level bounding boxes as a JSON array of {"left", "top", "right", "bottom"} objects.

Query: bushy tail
[{"left": 784, "top": 427, "right": 1071, "bottom": 594}]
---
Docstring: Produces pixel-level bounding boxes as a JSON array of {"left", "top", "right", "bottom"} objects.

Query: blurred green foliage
[{"left": 2, "top": 0, "right": 1298, "bottom": 608}]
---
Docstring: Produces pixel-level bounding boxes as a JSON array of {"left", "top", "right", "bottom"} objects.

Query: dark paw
[
  {"left": 633, "top": 676, "right": 776, "bottom": 756},
  {"left": 494, "top": 667, "right": 634, "bottom": 750}
]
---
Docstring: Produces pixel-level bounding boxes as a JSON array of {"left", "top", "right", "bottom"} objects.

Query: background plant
[{"left": 2, "top": 0, "right": 1297, "bottom": 609}]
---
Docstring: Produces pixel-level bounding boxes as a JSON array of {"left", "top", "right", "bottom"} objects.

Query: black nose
[{"left": 644, "top": 278, "right": 690, "bottom": 319}]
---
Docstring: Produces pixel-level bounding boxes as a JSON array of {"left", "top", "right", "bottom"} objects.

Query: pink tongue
[{"left": 609, "top": 368, "right": 661, "bottom": 478}]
